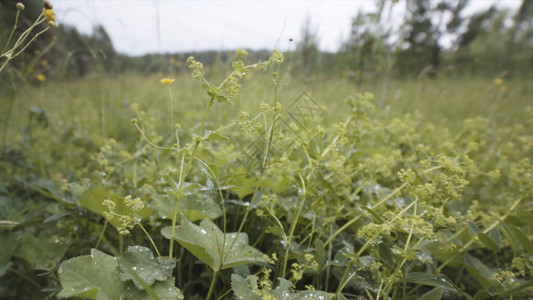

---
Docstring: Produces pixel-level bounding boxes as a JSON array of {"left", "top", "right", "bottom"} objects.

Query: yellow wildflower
[
  {"left": 41, "top": 59, "right": 48, "bottom": 67},
  {"left": 43, "top": 9, "right": 56, "bottom": 21},
  {"left": 493, "top": 77, "right": 503, "bottom": 85},
  {"left": 500, "top": 85, "right": 507, "bottom": 92},
  {"left": 160, "top": 78, "right": 175, "bottom": 85},
  {"left": 36, "top": 73, "right": 46, "bottom": 82}
]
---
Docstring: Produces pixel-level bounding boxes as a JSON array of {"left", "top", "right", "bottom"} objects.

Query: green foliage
[
  {"left": 58, "top": 249, "right": 127, "bottom": 299},
  {"left": 161, "top": 217, "right": 265, "bottom": 271},
  {"left": 0, "top": 46, "right": 532, "bottom": 299}
]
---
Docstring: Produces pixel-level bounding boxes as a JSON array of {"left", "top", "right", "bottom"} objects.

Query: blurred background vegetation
[{"left": 1, "top": 0, "right": 532, "bottom": 88}]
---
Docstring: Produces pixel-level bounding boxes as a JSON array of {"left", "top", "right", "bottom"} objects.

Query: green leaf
[
  {"left": 473, "top": 290, "right": 493, "bottom": 300},
  {"left": 151, "top": 193, "right": 222, "bottom": 222},
  {"left": 510, "top": 225, "right": 533, "bottom": 252},
  {"left": 314, "top": 239, "right": 326, "bottom": 271},
  {"left": 478, "top": 232, "right": 499, "bottom": 252},
  {"left": 362, "top": 206, "right": 384, "bottom": 223},
  {"left": 80, "top": 188, "right": 153, "bottom": 230},
  {"left": 271, "top": 278, "right": 331, "bottom": 300},
  {"left": 18, "top": 230, "right": 69, "bottom": 269},
  {"left": 0, "top": 231, "right": 18, "bottom": 276},
  {"left": 123, "top": 277, "right": 184, "bottom": 300},
  {"left": 293, "top": 290, "right": 332, "bottom": 299},
  {"left": 405, "top": 272, "right": 454, "bottom": 290},
  {"left": 498, "top": 222, "right": 518, "bottom": 254},
  {"left": 379, "top": 243, "right": 394, "bottom": 268},
  {"left": 463, "top": 254, "right": 494, "bottom": 288},
  {"left": 207, "top": 131, "right": 229, "bottom": 141},
  {"left": 118, "top": 246, "right": 176, "bottom": 290},
  {"left": 58, "top": 249, "right": 126, "bottom": 300},
  {"left": 161, "top": 216, "right": 265, "bottom": 271},
  {"left": 231, "top": 274, "right": 262, "bottom": 300},
  {"left": 419, "top": 287, "right": 443, "bottom": 300}
]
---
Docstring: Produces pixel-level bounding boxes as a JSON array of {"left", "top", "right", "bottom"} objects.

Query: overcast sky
[{"left": 52, "top": 0, "right": 522, "bottom": 56}]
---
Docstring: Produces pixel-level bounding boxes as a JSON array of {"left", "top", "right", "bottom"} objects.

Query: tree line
[{"left": 1, "top": 0, "right": 531, "bottom": 84}]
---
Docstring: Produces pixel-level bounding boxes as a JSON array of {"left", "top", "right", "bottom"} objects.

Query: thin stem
[
  {"left": 133, "top": 122, "right": 174, "bottom": 150},
  {"left": 325, "top": 182, "right": 408, "bottom": 247},
  {"left": 206, "top": 269, "right": 218, "bottom": 300},
  {"left": 169, "top": 153, "right": 186, "bottom": 259},
  {"left": 169, "top": 100, "right": 213, "bottom": 258},
  {"left": 168, "top": 86, "right": 178, "bottom": 144},
  {"left": 95, "top": 220, "right": 108, "bottom": 249},
  {"left": 1, "top": 92, "right": 15, "bottom": 158},
  {"left": 8, "top": 267, "right": 41, "bottom": 289},
  {"left": 281, "top": 174, "right": 307, "bottom": 277},
  {"left": 1, "top": 10, "right": 20, "bottom": 54},
  {"left": 336, "top": 242, "right": 372, "bottom": 295},
  {"left": 437, "top": 197, "right": 524, "bottom": 273},
  {"left": 138, "top": 223, "right": 162, "bottom": 257}
]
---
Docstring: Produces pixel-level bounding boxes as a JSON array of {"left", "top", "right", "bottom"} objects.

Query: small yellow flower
[
  {"left": 41, "top": 59, "right": 48, "bottom": 67},
  {"left": 499, "top": 85, "right": 507, "bottom": 92},
  {"left": 493, "top": 77, "right": 504, "bottom": 85},
  {"left": 36, "top": 73, "right": 46, "bottom": 82},
  {"left": 160, "top": 78, "right": 175, "bottom": 85},
  {"left": 43, "top": 8, "right": 56, "bottom": 21}
]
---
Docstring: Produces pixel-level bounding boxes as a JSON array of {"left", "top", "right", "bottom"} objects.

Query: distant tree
[
  {"left": 296, "top": 15, "right": 320, "bottom": 75},
  {"left": 340, "top": 0, "right": 395, "bottom": 84},
  {"left": 396, "top": 0, "right": 468, "bottom": 77}
]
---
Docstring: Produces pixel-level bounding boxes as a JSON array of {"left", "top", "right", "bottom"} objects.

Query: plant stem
[
  {"left": 8, "top": 267, "right": 41, "bottom": 289},
  {"left": 281, "top": 174, "right": 307, "bottom": 277},
  {"left": 206, "top": 269, "right": 218, "bottom": 300},
  {"left": 325, "top": 182, "right": 408, "bottom": 246},
  {"left": 138, "top": 223, "right": 162, "bottom": 257},
  {"left": 169, "top": 100, "right": 213, "bottom": 258},
  {"left": 95, "top": 220, "right": 108, "bottom": 249},
  {"left": 1, "top": 91, "right": 15, "bottom": 159},
  {"left": 436, "top": 197, "right": 524, "bottom": 273}
]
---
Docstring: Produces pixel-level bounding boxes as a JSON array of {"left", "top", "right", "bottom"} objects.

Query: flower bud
[
  {"left": 44, "top": 1, "right": 53, "bottom": 9},
  {"left": 16, "top": 2, "right": 25, "bottom": 11}
]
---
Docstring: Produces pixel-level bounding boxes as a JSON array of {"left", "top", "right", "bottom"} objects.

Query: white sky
[{"left": 52, "top": 0, "right": 522, "bottom": 56}]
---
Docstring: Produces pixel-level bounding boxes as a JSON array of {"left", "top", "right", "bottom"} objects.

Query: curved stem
[
  {"left": 95, "top": 220, "right": 108, "bottom": 249},
  {"left": 169, "top": 100, "right": 213, "bottom": 258},
  {"left": 1, "top": 10, "right": 20, "bottom": 54},
  {"left": 138, "top": 223, "right": 162, "bottom": 257},
  {"left": 206, "top": 269, "right": 218, "bottom": 300}
]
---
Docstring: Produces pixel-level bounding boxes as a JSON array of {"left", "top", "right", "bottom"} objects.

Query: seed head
[{"left": 16, "top": 2, "right": 25, "bottom": 11}]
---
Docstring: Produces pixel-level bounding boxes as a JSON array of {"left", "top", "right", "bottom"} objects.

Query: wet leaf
[
  {"left": 57, "top": 249, "right": 126, "bottom": 300},
  {"left": 419, "top": 287, "right": 443, "bottom": 300},
  {"left": 405, "top": 272, "right": 454, "bottom": 290},
  {"left": 161, "top": 216, "right": 264, "bottom": 271},
  {"left": 151, "top": 193, "right": 221, "bottom": 222},
  {"left": 122, "top": 277, "right": 183, "bottom": 300},
  {"left": 118, "top": 246, "right": 175, "bottom": 290}
]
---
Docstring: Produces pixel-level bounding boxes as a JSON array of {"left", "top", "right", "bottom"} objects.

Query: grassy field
[{"left": 1, "top": 55, "right": 532, "bottom": 299}]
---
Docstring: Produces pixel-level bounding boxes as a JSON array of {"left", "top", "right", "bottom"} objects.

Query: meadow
[{"left": 0, "top": 48, "right": 532, "bottom": 300}]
